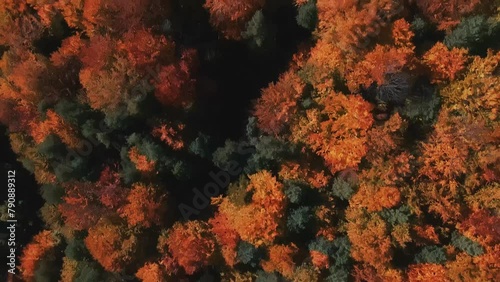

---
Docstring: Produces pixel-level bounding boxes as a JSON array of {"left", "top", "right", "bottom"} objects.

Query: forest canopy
[{"left": 1, "top": 0, "right": 499, "bottom": 281}]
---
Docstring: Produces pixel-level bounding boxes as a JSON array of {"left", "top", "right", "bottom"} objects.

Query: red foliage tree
[
  {"left": 392, "top": 18, "right": 415, "bottom": 49},
  {"left": 446, "top": 251, "right": 499, "bottom": 281},
  {"left": 346, "top": 44, "right": 412, "bottom": 92},
  {"left": 346, "top": 209, "right": 392, "bottom": 270},
  {"left": 119, "top": 183, "right": 168, "bottom": 228},
  {"left": 342, "top": 18, "right": 416, "bottom": 92},
  {"left": 261, "top": 244, "right": 298, "bottom": 279},
  {"left": 1, "top": 49, "right": 46, "bottom": 103},
  {"left": 128, "top": 146, "right": 156, "bottom": 173},
  {"left": 84, "top": 218, "right": 139, "bottom": 272},
  {"left": 316, "top": 0, "right": 403, "bottom": 54},
  {"left": 310, "top": 250, "right": 330, "bottom": 269},
  {"left": 59, "top": 181, "right": 106, "bottom": 230},
  {"left": 413, "top": 225, "right": 440, "bottom": 245},
  {"left": 81, "top": 0, "right": 151, "bottom": 35},
  {"left": 439, "top": 50, "right": 500, "bottom": 120},
  {"left": 278, "top": 161, "right": 331, "bottom": 189},
  {"left": 152, "top": 122, "right": 185, "bottom": 151},
  {"left": 29, "top": 109, "right": 81, "bottom": 149},
  {"left": 0, "top": 8, "right": 44, "bottom": 48},
  {"left": 350, "top": 184, "right": 401, "bottom": 212},
  {"left": 459, "top": 209, "right": 500, "bottom": 246},
  {"left": 79, "top": 68, "right": 128, "bottom": 112},
  {"left": 118, "top": 28, "right": 175, "bottom": 70},
  {"left": 407, "top": 263, "right": 447, "bottom": 282},
  {"left": 55, "top": 0, "right": 170, "bottom": 33},
  {"left": 0, "top": 99, "right": 37, "bottom": 133},
  {"left": 79, "top": 35, "right": 115, "bottom": 71},
  {"left": 19, "top": 230, "right": 59, "bottom": 281},
  {"left": 50, "top": 34, "right": 85, "bottom": 67},
  {"left": 209, "top": 212, "right": 240, "bottom": 266},
  {"left": 423, "top": 42, "right": 468, "bottom": 83},
  {"left": 416, "top": 0, "right": 485, "bottom": 31},
  {"left": 292, "top": 93, "right": 374, "bottom": 174},
  {"left": 204, "top": 0, "right": 266, "bottom": 39},
  {"left": 96, "top": 165, "right": 127, "bottom": 209},
  {"left": 153, "top": 49, "right": 197, "bottom": 108},
  {"left": 159, "top": 220, "right": 216, "bottom": 275},
  {"left": 301, "top": 40, "right": 344, "bottom": 92},
  {"left": 53, "top": 0, "right": 85, "bottom": 30},
  {"left": 136, "top": 262, "right": 168, "bottom": 282},
  {"left": 59, "top": 166, "right": 126, "bottom": 230},
  {"left": 353, "top": 264, "right": 404, "bottom": 282},
  {"left": 215, "top": 171, "right": 287, "bottom": 247},
  {"left": 254, "top": 71, "right": 304, "bottom": 135},
  {"left": 418, "top": 109, "right": 473, "bottom": 188},
  {"left": 26, "top": 0, "right": 58, "bottom": 27}
]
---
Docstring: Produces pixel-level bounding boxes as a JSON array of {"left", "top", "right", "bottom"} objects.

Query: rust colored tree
[
  {"left": 316, "top": 0, "right": 403, "bottom": 54},
  {"left": 96, "top": 165, "right": 127, "bottom": 209},
  {"left": 152, "top": 122, "right": 186, "bottom": 151},
  {"left": 407, "top": 263, "right": 447, "bottom": 282},
  {"left": 119, "top": 183, "right": 168, "bottom": 228},
  {"left": 19, "top": 230, "right": 59, "bottom": 281},
  {"left": 204, "top": 0, "right": 266, "bottom": 39},
  {"left": 346, "top": 208, "right": 392, "bottom": 271},
  {"left": 292, "top": 93, "right": 374, "bottom": 174},
  {"left": 209, "top": 212, "right": 241, "bottom": 266},
  {"left": 29, "top": 109, "right": 81, "bottom": 149},
  {"left": 59, "top": 181, "right": 106, "bottom": 230},
  {"left": 261, "top": 244, "right": 298, "bottom": 279},
  {"left": 416, "top": 0, "right": 486, "bottom": 31},
  {"left": 152, "top": 49, "right": 197, "bottom": 108},
  {"left": 158, "top": 220, "right": 216, "bottom": 275},
  {"left": 423, "top": 42, "right": 468, "bottom": 83},
  {"left": 136, "top": 262, "right": 168, "bottom": 282},
  {"left": 118, "top": 28, "right": 175, "bottom": 70},
  {"left": 215, "top": 170, "right": 287, "bottom": 246},
  {"left": 254, "top": 71, "right": 305, "bottom": 135},
  {"left": 84, "top": 217, "right": 139, "bottom": 272},
  {"left": 128, "top": 146, "right": 156, "bottom": 173}
]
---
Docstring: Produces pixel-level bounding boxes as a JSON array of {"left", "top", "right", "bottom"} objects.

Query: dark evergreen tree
[{"left": 296, "top": 0, "right": 318, "bottom": 31}]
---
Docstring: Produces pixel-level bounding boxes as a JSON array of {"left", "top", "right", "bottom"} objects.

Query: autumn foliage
[
  {"left": 158, "top": 220, "right": 216, "bottom": 275},
  {"left": 416, "top": 0, "right": 486, "bottom": 31},
  {"left": 215, "top": 170, "right": 287, "bottom": 246},
  {"left": 255, "top": 71, "right": 305, "bottom": 135},
  {"left": 261, "top": 244, "right": 298, "bottom": 279},
  {"left": 128, "top": 146, "right": 156, "bottom": 173},
  {"left": 3, "top": 0, "right": 500, "bottom": 281},
  {"left": 209, "top": 212, "right": 240, "bottom": 266},
  {"left": 291, "top": 93, "right": 374, "bottom": 174},
  {"left": 29, "top": 110, "right": 80, "bottom": 149},
  {"left": 119, "top": 183, "right": 168, "bottom": 228},
  {"left": 135, "top": 262, "right": 168, "bottom": 282},
  {"left": 19, "top": 230, "right": 59, "bottom": 281},
  {"left": 204, "top": 0, "right": 266, "bottom": 39},
  {"left": 407, "top": 263, "right": 447, "bottom": 282},
  {"left": 59, "top": 181, "right": 106, "bottom": 230},
  {"left": 423, "top": 42, "right": 469, "bottom": 83},
  {"left": 84, "top": 218, "right": 139, "bottom": 272}
]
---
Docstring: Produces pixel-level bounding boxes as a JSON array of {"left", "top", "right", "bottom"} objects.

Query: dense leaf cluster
[{"left": 1, "top": 0, "right": 498, "bottom": 281}]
